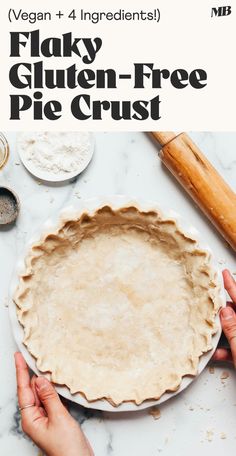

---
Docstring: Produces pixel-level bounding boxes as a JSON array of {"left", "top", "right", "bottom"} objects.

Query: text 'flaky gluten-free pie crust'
[{"left": 14, "top": 205, "right": 222, "bottom": 406}]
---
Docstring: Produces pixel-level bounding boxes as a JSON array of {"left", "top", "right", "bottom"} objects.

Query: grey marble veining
[{"left": 0, "top": 132, "right": 236, "bottom": 456}]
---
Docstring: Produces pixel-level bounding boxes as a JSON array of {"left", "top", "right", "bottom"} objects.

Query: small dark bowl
[{"left": 0, "top": 186, "right": 20, "bottom": 225}]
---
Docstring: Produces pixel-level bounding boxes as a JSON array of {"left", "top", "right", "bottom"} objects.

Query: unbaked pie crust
[{"left": 14, "top": 205, "right": 222, "bottom": 406}]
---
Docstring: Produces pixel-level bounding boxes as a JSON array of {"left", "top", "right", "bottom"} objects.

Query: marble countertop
[{"left": 0, "top": 131, "right": 236, "bottom": 456}]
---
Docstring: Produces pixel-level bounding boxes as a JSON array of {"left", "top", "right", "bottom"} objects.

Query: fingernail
[
  {"left": 221, "top": 307, "right": 234, "bottom": 320},
  {"left": 35, "top": 376, "right": 49, "bottom": 391}
]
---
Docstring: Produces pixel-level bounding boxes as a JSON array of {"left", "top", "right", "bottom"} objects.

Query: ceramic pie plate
[{"left": 9, "top": 196, "right": 225, "bottom": 412}]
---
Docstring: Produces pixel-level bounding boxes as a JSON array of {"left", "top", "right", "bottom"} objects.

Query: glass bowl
[{"left": 0, "top": 133, "right": 9, "bottom": 169}]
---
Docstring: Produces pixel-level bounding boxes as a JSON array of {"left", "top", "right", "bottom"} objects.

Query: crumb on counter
[
  {"left": 220, "top": 432, "right": 227, "bottom": 440},
  {"left": 218, "top": 258, "right": 226, "bottom": 265},
  {"left": 149, "top": 406, "right": 161, "bottom": 420},
  {"left": 221, "top": 371, "right": 230, "bottom": 383},
  {"left": 206, "top": 429, "right": 214, "bottom": 442},
  {"left": 3, "top": 297, "right": 8, "bottom": 308}
]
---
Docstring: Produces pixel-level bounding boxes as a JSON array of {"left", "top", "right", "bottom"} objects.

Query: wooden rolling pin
[{"left": 152, "top": 131, "right": 236, "bottom": 251}]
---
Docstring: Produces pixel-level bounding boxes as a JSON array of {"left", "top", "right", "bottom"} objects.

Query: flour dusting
[{"left": 17, "top": 132, "right": 92, "bottom": 175}]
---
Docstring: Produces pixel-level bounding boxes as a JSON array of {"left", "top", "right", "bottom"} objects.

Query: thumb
[
  {"left": 35, "top": 377, "right": 66, "bottom": 420},
  {"left": 220, "top": 307, "right": 236, "bottom": 366}
]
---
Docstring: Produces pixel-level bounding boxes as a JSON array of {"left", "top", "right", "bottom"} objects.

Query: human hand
[
  {"left": 15, "top": 352, "right": 94, "bottom": 456},
  {"left": 213, "top": 269, "right": 236, "bottom": 365}
]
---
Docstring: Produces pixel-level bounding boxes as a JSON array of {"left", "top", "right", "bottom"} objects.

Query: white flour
[{"left": 17, "top": 132, "right": 92, "bottom": 174}]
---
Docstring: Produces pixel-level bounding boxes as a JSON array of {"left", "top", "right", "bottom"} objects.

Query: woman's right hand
[{"left": 213, "top": 269, "right": 236, "bottom": 365}]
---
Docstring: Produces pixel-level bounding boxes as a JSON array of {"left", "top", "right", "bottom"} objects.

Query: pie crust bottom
[{"left": 14, "top": 205, "right": 221, "bottom": 405}]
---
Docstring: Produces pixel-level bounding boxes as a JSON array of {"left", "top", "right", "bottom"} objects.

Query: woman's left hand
[{"left": 15, "top": 352, "right": 93, "bottom": 456}]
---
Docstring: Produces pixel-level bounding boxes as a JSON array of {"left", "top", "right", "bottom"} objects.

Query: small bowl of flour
[{"left": 17, "top": 132, "right": 95, "bottom": 182}]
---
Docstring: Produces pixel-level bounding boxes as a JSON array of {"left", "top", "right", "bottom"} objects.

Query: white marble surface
[{"left": 0, "top": 132, "right": 236, "bottom": 456}]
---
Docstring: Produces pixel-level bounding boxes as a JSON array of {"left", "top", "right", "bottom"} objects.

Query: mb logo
[{"left": 211, "top": 5, "right": 232, "bottom": 16}]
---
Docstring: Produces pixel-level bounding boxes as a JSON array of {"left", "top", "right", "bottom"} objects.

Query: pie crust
[{"left": 14, "top": 205, "right": 222, "bottom": 406}]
